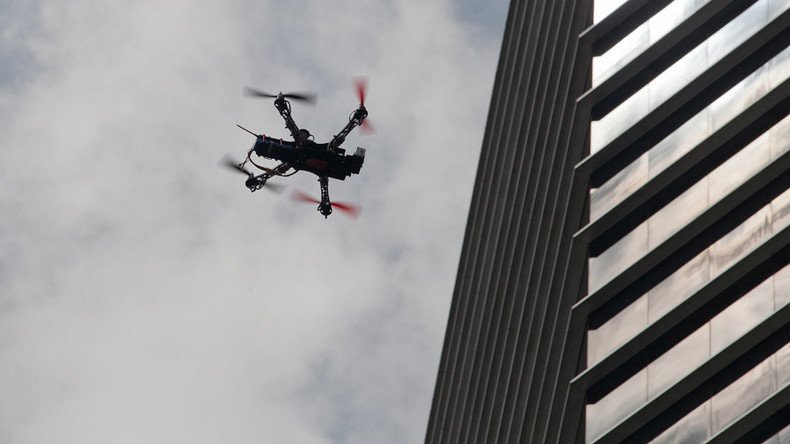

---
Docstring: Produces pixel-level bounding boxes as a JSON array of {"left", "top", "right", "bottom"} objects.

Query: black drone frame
[{"left": 234, "top": 87, "right": 369, "bottom": 218}]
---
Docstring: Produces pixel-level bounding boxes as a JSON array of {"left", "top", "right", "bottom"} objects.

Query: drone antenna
[{"left": 236, "top": 123, "right": 259, "bottom": 137}]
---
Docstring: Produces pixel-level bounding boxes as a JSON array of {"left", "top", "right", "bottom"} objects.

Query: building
[{"left": 426, "top": 0, "right": 789, "bottom": 442}]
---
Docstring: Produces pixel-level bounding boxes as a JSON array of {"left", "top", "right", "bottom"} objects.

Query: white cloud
[{"left": 0, "top": 1, "right": 506, "bottom": 442}]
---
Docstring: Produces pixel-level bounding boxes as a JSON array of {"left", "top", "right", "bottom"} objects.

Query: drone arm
[
  {"left": 318, "top": 176, "right": 332, "bottom": 217},
  {"left": 274, "top": 98, "right": 306, "bottom": 143},
  {"left": 329, "top": 105, "right": 368, "bottom": 150},
  {"left": 245, "top": 162, "right": 292, "bottom": 192}
]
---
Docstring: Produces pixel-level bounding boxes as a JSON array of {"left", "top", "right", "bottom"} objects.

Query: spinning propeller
[
  {"left": 291, "top": 190, "right": 362, "bottom": 218},
  {"left": 218, "top": 154, "right": 252, "bottom": 175},
  {"left": 243, "top": 87, "right": 317, "bottom": 105},
  {"left": 353, "top": 77, "right": 375, "bottom": 134},
  {"left": 218, "top": 155, "right": 285, "bottom": 194}
]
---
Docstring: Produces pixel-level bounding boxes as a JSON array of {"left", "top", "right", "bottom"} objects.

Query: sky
[{"left": 0, "top": 1, "right": 508, "bottom": 443}]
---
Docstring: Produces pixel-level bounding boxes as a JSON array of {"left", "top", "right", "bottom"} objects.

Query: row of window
[{"left": 584, "top": 0, "right": 790, "bottom": 441}]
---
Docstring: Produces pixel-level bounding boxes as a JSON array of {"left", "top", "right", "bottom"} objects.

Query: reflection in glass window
[
  {"left": 650, "top": 402, "right": 709, "bottom": 443},
  {"left": 593, "top": 22, "right": 649, "bottom": 85},
  {"left": 709, "top": 279, "right": 773, "bottom": 354},
  {"left": 586, "top": 370, "right": 647, "bottom": 442},
  {"left": 648, "top": 45, "right": 707, "bottom": 107},
  {"left": 656, "top": 347, "right": 788, "bottom": 442},
  {"left": 707, "top": 1, "right": 769, "bottom": 62},
  {"left": 774, "top": 264, "right": 790, "bottom": 309},
  {"left": 594, "top": 0, "right": 629, "bottom": 23},
  {"left": 648, "top": 111, "right": 711, "bottom": 177},
  {"left": 588, "top": 223, "right": 647, "bottom": 291},
  {"left": 592, "top": 0, "right": 709, "bottom": 85},
  {"left": 591, "top": 0, "right": 773, "bottom": 152},
  {"left": 585, "top": 0, "right": 790, "bottom": 441},
  {"left": 768, "top": 44, "right": 790, "bottom": 88},
  {"left": 648, "top": 251, "right": 709, "bottom": 322},
  {"left": 709, "top": 68, "right": 769, "bottom": 130},
  {"left": 770, "top": 113, "right": 790, "bottom": 161},
  {"left": 588, "top": 27, "right": 789, "bottom": 226},
  {"left": 709, "top": 207, "right": 772, "bottom": 276},
  {"left": 647, "top": 324, "right": 709, "bottom": 397},
  {"left": 777, "top": 343, "right": 790, "bottom": 387},
  {"left": 649, "top": 0, "right": 707, "bottom": 44},
  {"left": 589, "top": 58, "right": 789, "bottom": 290},
  {"left": 587, "top": 295, "right": 647, "bottom": 365},
  {"left": 711, "top": 356, "right": 776, "bottom": 433},
  {"left": 772, "top": 187, "right": 790, "bottom": 234},
  {"left": 708, "top": 133, "right": 770, "bottom": 204},
  {"left": 769, "top": 0, "right": 790, "bottom": 19},
  {"left": 589, "top": 266, "right": 788, "bottom": 438},
  {"left": 589, "top": 153, "right": 648, "bottom": 220},
  {"left": 777, "top": 423, "right": 790, "bottom": 444},
  {"left": 647, "top": 178, "right": 708, "bottom": 248},
  {"left": 590, "top": 89, "right": 649, "bottom": 152},
  {"left": 589, "top": 193, "right": 790, "bottom": 367}
]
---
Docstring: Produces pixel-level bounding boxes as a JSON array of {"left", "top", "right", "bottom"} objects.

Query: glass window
[
  {"left": 648, "top": 250, "right": 710, "bottom": 322},
  {"left": 588, "top": 295, "right": 647, "bottom": 365},
  {"left": 774, "top": 264, "right": 790, "bottom": 310},
  {"left": 590, "top": 190, "right": 789, "bottom": 373},
  {"left": 648, "top": 178, "right": 709, "bottom": 249},
  {"left": 768, "top": 45, "right": 790, "bottom": 89},
  {"left": 588, "top": 223, "right": 648, "bottom": 291},
  {"left": 711, "top": 356, "right": 776, "bottom": 433},
  {"left": 708, "top": 133, "right": 770, "bottom": 204},
  {"left": 593, "top": 0, "right": 773, "bottom": 153},
  {"left": 591, "top": 88, "right": 649, "bottom": 152},
  {"left": 588, "top": 3, "right": 790, "bottom": 228},
  {"left": 770, "top": 114, "right": 790, "bottom": 161},
  {"left": 648, "top": 0, "right": 707, "bottom": 45},
  {"left": 593, "top": 22, "right": 649, "bottom": 85},
  {"left": 762, "top": 432, "right": 781, "bottom": 444},
  {"left": 593, "top": 0, "right": 709, "bottom": 85},
  {"left": 771, "top": 187, "right": 790, "bottom": 234},
  {"left": 647, "top": 324, "right": 710, "bottom": 397},
  {"left": 584, "top": 1, "right": 790, "bottom": 440},
  {"left": 768, "top": 0, "right": 790, "bottom": 18},
  {"left": 655, "top": 348, "right": 788, "bottom": 443},
  {"left": 591, "top": 320, "right": 783, "bottom": 440},
  {"left": 592, "top": 96, "right": 787, "bottom": 277},
  {"left": 586, "top": 369, "right": 647, "bottom": 442},
  {"left": 709, "top": 67, "right": 770, "bottom": 130},
  {"left": 590, "top": 153, "right": 649, "bottom": 220},
  {"left": 591, "top": 8, "right": 788, "bottom": 210},
  {"left": 648, "top": 110, "right": 711, "bottom": 177},
  {"left": 709, "top": 207, "right": 772, "bottom": 276},
  {"left": 650, "top": 402, "right": 709, "bottom": 443},
  {"left": 777, "top": 343, "right": 790, "bottom": 388},
  {"left": 707, "top": 1, "right": 768, "bottom": 63},
  {"left": 710, "top": 279, "right": 773, "bottom": 354},
  {"left": 778, "top": 423, "right": 790, "bottom": 444},
  {"left": 594, "top": 0, "right": 629, "bottom": 23},
  {"left": 647, "top": 43, "right": 708, "bottom": 109}
]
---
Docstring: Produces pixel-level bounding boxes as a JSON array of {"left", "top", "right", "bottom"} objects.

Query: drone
[{"left": 220, "top": 78, "right": 371, "bottom": 218}]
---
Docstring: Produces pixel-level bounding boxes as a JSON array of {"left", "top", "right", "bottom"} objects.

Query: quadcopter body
[
  {"left": 251, "top": 135, "right": 365, "bottom": 181},
  {"left": 222, "top": 80, "right": 371, "bottom": 218}
]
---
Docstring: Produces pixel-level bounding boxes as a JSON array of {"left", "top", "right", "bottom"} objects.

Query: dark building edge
[{"left": 425, "top": 0, "right": 593, "bottom": 442}]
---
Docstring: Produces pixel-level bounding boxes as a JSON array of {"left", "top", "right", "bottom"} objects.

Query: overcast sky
[{"left": 0, "top": 1, "right": 507, "bottom": 443}]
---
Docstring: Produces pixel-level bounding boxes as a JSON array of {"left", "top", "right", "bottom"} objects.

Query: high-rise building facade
[{"left": 427, "top": 0, "right": 790, "bottom": 442}]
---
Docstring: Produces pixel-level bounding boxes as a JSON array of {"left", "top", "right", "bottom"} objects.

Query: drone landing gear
[{"left": 318, "top": 176, "right": 332, "bottom": 218}]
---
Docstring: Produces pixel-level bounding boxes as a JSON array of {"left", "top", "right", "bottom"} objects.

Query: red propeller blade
[
  {"left": 360, "top": 119, "right": 375, "bottom": 134},
  {"left": 291, "top": 190, "right": 362, "bottom": 218},
  {"left": 331, "top": 201, "right": 362, "bottom": 218},
  {"left": 353, "top": 76, "right": 367, "bottom": 107},
  {"left": 291, "top": 190, "right": 320, "bottom": 205}
]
